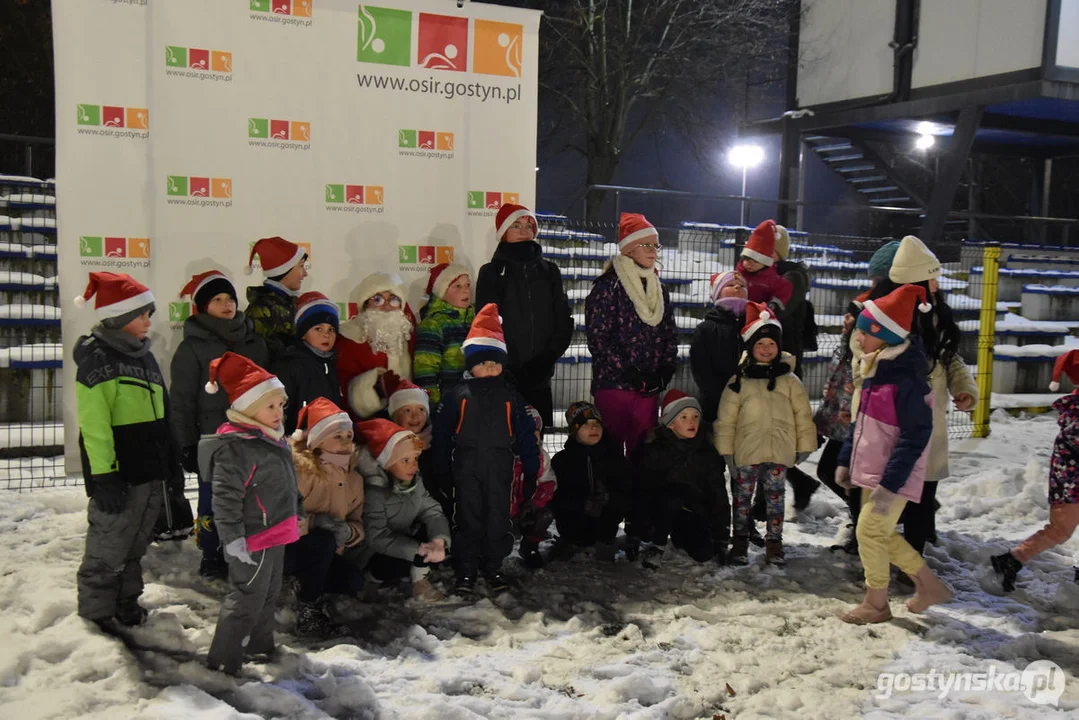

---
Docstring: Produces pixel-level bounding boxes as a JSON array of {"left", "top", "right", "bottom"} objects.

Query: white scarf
[{"left": 612, "top": 254, "right": 664, "bottom": 326}]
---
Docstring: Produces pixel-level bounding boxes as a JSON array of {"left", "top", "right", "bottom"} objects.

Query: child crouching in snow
[
  {"left": 633, "top": 391, "right": 729, "bottom": 567},
  {"left": 287, "top": 398, "right": 365, "bottom": 637},
  {"left": 511, "top": 406, "right": 557, "bottom": 568},
  {"left": 717, "top": 303, "right": 816, "bottom": 566},
  {"left": 835, "top": 285, "right": 951, "bottom": 624},
  {"left": 200, "top": 353, "right": 302, "bottom": 675},
  {"left": 991, "top": 349, "right": 1079, "bottom": 593}
]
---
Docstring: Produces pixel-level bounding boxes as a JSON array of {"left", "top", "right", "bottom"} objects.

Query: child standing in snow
[
  {"left": 835, "top": 285, "right": 951, "bottom": 624},
  {"left": 735, "top": 220, "right": 793, "bottom": 315},
  {"left": 432, "top": 303, "right": 541, "bottom": 594},
  {"left": 271, "top": 291, "right": 344, "bottom": 434},
  {"left": 413, "top": 263, "right": 475, "bottom": 407},
  {"left": 634, "top": 391, "right": 730, "bottom": 567},
  {"left": 200, "top": 353, "right": 302, "bottom": 675},
  {"left": 244, "top": 236, "right": 308, "bottom": 356},
  {"left": 717, "top": 303, "right": 816, "bottom": 566},
  {"left": 73, "top": 272, "right": 183, "bottom": 630},
  {"left": 510, "top": 406, "right": 558, "bottom": 568},
  {"left": 991, "top": 350, "right": 1079, "bottom": 593}
]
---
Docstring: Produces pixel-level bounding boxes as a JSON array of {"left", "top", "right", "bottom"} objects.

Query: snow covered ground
[{"left": 1, "top": 414, "right": 1078, "bottom": 719}]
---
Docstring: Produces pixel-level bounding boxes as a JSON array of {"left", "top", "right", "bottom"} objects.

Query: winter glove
[
  {"left": 622, "top": 367, "right": 647, "bottom": 393},
  {"left": 224, "top": 537, "right": 256, "bottom": 566},
  {"left": 92, "top": 475, "right": 127, "bottom": 515},
  {"left": 794, "top": 452, "right": 810, "bottom": 465},
  {"left": 869, "top": 485, "right": 898, "bottom": 515},
  {"left": 723, "top": 455, "right": 739, "bottom": 481},
  {"left": 640, "top": 370, "right": 666, "bottom": 397},
  {"left": 311, "top": 514, "right": 353, "bottom": 547},
  {"left": 180, "top": 445, "right": 199, "bottom": 474},
  {"left": 835, "top": 466, "right": 853, "bottom": 491}
]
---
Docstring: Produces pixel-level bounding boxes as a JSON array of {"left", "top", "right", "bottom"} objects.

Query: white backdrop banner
[{"left": 54, "top": 0, "right": 540, "bottom": 472}]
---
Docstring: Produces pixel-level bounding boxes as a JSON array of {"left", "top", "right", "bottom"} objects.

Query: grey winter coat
[
  {"left": 170, "top": 312, "right": 269, "bottom": 450},
  {"left": 350, "top": 447, "right": 451, "bottom": 569}
]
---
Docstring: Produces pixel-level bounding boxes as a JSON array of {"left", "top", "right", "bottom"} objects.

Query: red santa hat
[
  {"left": 204, "top": 351, "right": 286, "bottom": 414},
  {"left": 741, "top": 220, "right": 781, "bottom": 267},
  {"left": 462, "top": 303, "right": 507, "bottom": 367},
  {"left": 73, "top": 271, "right": 156, "bottom": 320},
  {"left": 179, "top": 270, "right": 236, "bottom": 314},
  {"left": 618, "top": 212, "right": 658, "bottom": 254},
  {"left": 857, "top": 284, "right": 932, "bottom": 345},
  {"left": 384, "top": 370, "right": 430, "bottom": 416},
  {"left": 355, "top": 418, "right": 421, "bottom": 469},
  {"left": 425, "top": 262, "right": 471, "bottom": 300},
  {"left": 495, "top": 203, "right": 537, "bottom": 240},
  {"left": 292, "top": 397, "right": 352, "bottom": 449},
  {"left": 659, "top": 389, "right": 701, "bottom": 427},
  {"left": 741, "top": 301, "right": 783, "bottom": 344},
  {"left": 245, "top": 236, "right": 306, "bottom": 278},
  {"left": 1050, "top": 349, "right": 1079, "bottom": 392}
]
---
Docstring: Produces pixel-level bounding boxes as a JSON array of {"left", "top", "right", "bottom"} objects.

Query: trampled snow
[{"left": 0, "top": 415, "right": 1076, "bottom": 718}]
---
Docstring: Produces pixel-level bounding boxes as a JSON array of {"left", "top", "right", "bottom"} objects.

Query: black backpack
[{"left": 802, "top": 299, "right": 819, "bottom": 352}]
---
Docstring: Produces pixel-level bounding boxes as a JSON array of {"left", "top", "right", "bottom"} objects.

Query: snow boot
[
  {"left": 483, "top": 571, "right": 511, "bottom": 593},
  {"left": 893, "top": 570, "right": 915, "bottom": 594},
  {"left": 296, "top": 599, "right": 346, "bottom": 638},
  {"left": 837, "top": 587, "right": 892, "bottom": 625},
  {"left": 199, "top": 553, "right": 229, "bottom": 581},
  {"left": 412, "top": 578, "right": 444, "bottom": 602},
  {"left": 765, "top": 539, "right": 786, "bottom": 566},
  {"left": 640, "top": 542, "right": 665, "bottom": 570},
  {"left": 789, "top": 467, "right": 820, "bottom": 511},
  {"left": 991, "top": 552, "right": 1023, "bottom": 593},
  {"left": 116, "top": 598, "right": 149, "bottom": 627},
  {"left": 520, "top": 541, "right": 545, "bottom": 569},
  {"left": 830, "top": 523, "right": 858, "bottom": 554},
  {"left": 714, "top": 541, "right": 729, "bottom": 566},
  {"left": 622, "top": 535, "right": 641, "bottom": 562},
  {"left": 729, "top": 536, "right": 749, "bottom": 566},
  {"left": 454, "top": 574, "right": 477, "bottom": 595},
  {"left": 906, "top": 565, "right": 953, "bottom": 613}
]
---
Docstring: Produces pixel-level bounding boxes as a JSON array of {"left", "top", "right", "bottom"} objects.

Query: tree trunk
[{"left": 584, "top": 152, "right": 618, "bottom": 222}]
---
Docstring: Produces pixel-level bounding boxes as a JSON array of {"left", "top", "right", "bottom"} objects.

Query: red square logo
[
  {"left": 485, "top": 191, "right": 503, "bottom": 210},
  {"left": 417, "top": 13, "right": 468, "bottom": 72},
  {"left": 188, "top": 48, "right": 210, "bottom": 70},
  {"left": 271, "top": 0, "right": 291, "bottom": 13},
  {"left": 345, "top": 185, "right": 365, "bottom": 204},
  {"left": 418, "top": 246, "right": 436, "bottom": 264},
  {"left": 418, "top": 131, "right": 435, "bottom": 149},
  {"left": 345, "top": 302, "right": 359, "bottom": 320},
  {"left": 189, "top": 177, "right": 210, "bottom": 197},
  {"left": 102, "top": 106, "right": 125, "bottom": 128},
  {"left": 105, "top": 237, "right": 127, "bottom": 258},
  {"left": 270, "top": 120, "right": 290, "bottom": 140}
]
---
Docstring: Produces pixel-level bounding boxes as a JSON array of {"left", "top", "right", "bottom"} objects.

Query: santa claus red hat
[
  {"left": 741, "top": 220, "right": 781, "bottom": 267},
  {"left": 462, "top": 303, "right": 507, "bottom": 367},
  {"left": 383, "top": 370, "right": 430, "bottom": 416},
  {"left": 205, "top": 351, "right": 286, "bottom": 414},
  {"left": 1050, "top": 349, "right": 1079, "bottom": 392},
  {"left": 179, "top": 270, "right": 235, "bottom": 314},
  {"left": 292, "top": 397, "right": 352, "bottom": 449},
  {"left": 618, "top": 212, "right": 658, "bottom": 254},
  {"left": 426, "top": 263, "right": 471, "bottom": 300},
  {"left": 741, "top": 301, "right": 783, "bottom": 344},
  {"left": 245, "top": 236, "right": 306, "bottom": 278},
  {"left": 659, "top": 389, "right": 701, "bottom": 427},
  {"left": 495, "top": 203, "right": 537, "bottom": 240},
  {"left": 73, "top": 271, "right": 156, "bottom": 320},
  {"left": 355, "top": 418, "right": 421, "bottom": 469},
  {"left": 857, "top": 284, "right": 932, "bottom": 345}
]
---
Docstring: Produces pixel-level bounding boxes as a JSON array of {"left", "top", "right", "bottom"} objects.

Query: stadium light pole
[{"left": 728, "top": 144, "right": 764, "bottom": 226}]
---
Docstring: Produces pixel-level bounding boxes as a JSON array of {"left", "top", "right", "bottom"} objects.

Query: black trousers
[
  {"left": 816, "top": 437, "right": 862, "bottom": 526},
  {"left": 554, "top": 494, "right": 624, "bottom": 547},
  {"left": 453, "top": 449, "right": 515, "bottom": 576},
  {"left": 284, "top": 529, "right": 363, "bottom": 602},
  {"left": 646, "top": 492, "right": 721, "bottom": 562},
  {"left": 900, "top": 479, "right": 938, "bottom": 556}
]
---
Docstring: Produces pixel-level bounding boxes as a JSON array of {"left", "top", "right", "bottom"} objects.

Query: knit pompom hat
[
  {"left": 566, "top": 401, "right": 602, "bottom": 437},
  {"left": 888, "top": 235, "right": 941, "bottom": 284},
  {"left": 179, "top": 270, "right": 236, "bottom": 315},
  {"left": 659, "top": 389, "right": 701, "bottom": 427},
  {"left": 462, "top": 303, "right": 507, "bottom": 368},
  {"left": 295, "top": 291, "right": 340, "bottom": 337},
  {"left": 868, "top": 241, "right": 901, "bottom": 279}
]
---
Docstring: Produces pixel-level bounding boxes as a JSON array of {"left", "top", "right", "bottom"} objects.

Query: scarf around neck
[
  {"left": 225, "top": 409, "right": 285, "bottom": 441},
  {"left": 612, "top": 254, "right": 663, "bottom": 326},
  {"left": 92, "top": 325, "right": 151, "bottom": 357},
  {"left": 320, "top": 451, "right": 352, "bottom": 470},
  {"left": 716, "top": 296, "right": 749, "bottom": 316},
  {"left": 194, "top": 311, "right": 250, "bottom": 345}
]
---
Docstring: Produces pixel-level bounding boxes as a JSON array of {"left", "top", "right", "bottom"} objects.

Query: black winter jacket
[
  {"left": 690, "top": 305, "right": 744, "bottom": 425},
  {"left": 550, "top": 434, "right": 632, "bottom": 512},
  {"left": 475, "top": 241, "right": 573, "bottom": 388},
  {"left": 170, "top": 312, "right": 270, "bottom": 450},
  {"left": 271, "top": 342, "right": 345, "bottom": 435},
  {"left": 775, "top": 259, "right": 810, "bottom": 363}
]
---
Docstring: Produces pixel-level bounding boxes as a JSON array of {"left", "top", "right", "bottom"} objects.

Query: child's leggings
[
  {"left": 1012, "top": 504, "right": 1079, "bottom": 563},
  {"left": 857, "top": 488, "right": 925, "bottom": 589},
  {"left": 733, "top": 463, "right": 786, "bottom": 541}
]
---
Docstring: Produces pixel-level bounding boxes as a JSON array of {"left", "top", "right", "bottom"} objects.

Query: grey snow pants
[{"left": 207, "top": 544, "right": 285, "bottom": 675}]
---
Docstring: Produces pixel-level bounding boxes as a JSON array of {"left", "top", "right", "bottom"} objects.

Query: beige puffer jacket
[
  {"left": 927, "top": 354, "right": 978, "bottom": 481},
  {"left": 715, "top": 352, "right": 817, "bottom": 467},
  {"left": 292, "top": 444, "right": 365, "bottom": 549}
]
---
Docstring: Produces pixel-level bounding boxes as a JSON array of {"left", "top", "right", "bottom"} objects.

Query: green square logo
[
  {"left": 167, "top": 175, "right": 188, "bottom": 196},
  {"left": 357, "top": 6, "right": 412, "bottom": 67},
  {"left": 79, "top": 236, "right": 103, "bottom": 257},
  {"left": 325, "top": 184, "right": 344, "bottom": 203},
  {"left": 77, "top": 104, "right": 100, "bottom": 126},
  {"left": 398, "top": 245, "right": 417, "bottom": 263},
  {"left": 336, "top": 302, "right": 349, "bottom": 317},
  {"left": 398, "top": 129, "right": 417, "bottom": 148},
  {"left": 165, "top": 46, "right": 187, "bottom": 67},
  {"left": 169, "top": 302, "right": 192, "bottom": 323},
  {"left": 250, "top": 0, "right": 269, "bottom": 10},
  {"left": 248, "top": 118, "right": 268, "bottom": 138},
  {"left": 467, "top": 191, "right": 484, "bottom": 209}
]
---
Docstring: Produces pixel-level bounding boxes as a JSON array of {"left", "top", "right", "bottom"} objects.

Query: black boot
[
  {"left": 116, "top": 598, "right": 149, "bottom": 627},
  {"left": 789, "top": 467, "right": 820, "bottom": 511},
  {"left": 199, "top": 553, "right": 228, "bottom": 580},
  {"left": 728, "top": 536, "right": 749, "bottom": 566},
  {"left": 991, "top": 552, "right": 1023, "bottom": 593},
  {"left": 520, "top": 541, "right": 545, "bottom": 570},
  {"left": 296, "top": 599, "right": 347, "bottom": 639},
  {"left": 748, "top": 523, "right": 765, "bottom": 548},
  {"left": 483, "top": 571, "right": 511, "bottom": 593},
  {"left": 454, "top": 574, "right": 477, "bottom": 595}
]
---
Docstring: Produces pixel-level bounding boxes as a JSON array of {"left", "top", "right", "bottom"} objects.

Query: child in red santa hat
[
  {"left": 244, "top": 236, "right": 309, "bottom": 354},
  {"left": 735, "top": 220, "right": 793, "bottom": 315}
]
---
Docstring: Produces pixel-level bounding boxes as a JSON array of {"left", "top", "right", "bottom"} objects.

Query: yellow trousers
[{"left": 857, "top": 488, "right": 926, "bottom": 590}]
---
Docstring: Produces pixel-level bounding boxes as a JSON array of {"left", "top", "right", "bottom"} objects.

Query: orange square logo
[
  {"left": 436, "top": 132, "right": 454, "bottom": 151},
  {"left": 473, "top": 19, "right": 523, "bottom": 77},
  {"left": 292, "top": 0, "right": 312, "bottom": 17},
  {"left": 291, "top": 121, "right": 310, "bottom": 142},
  {"left": 297, "top": 242, "right": 312, "bottom": 261},
  {"left": 211, "top": 51, "right": 232, "bottom": 73},
  {"left": 211, "top": 178, "right": 232, "bottom": 198},
  {"left": 126, "top": 108, "right": 149, "bottom": 129},
  {"left": 127, "top": 238, "right": 151, "bottom": 258},
  {"left": 436, "top": 246, "right": 454, "bottom": 264},
  {"left": 365, "top": 185, "right": 384, "bottom": 205},
  {"left": 502, "top": 192, "right": 520, "bottom": 206}
]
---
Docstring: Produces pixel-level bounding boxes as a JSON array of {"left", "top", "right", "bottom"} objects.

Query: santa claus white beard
[{"left": 357, "top": 309, "right": 413, "bottom": 356}]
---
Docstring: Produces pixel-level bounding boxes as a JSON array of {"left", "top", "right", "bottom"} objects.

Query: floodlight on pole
[
  {"left": 915, "top": 133, "right": 935, "bottom": 150},
  {"left": 728, "top": 144, "right": 764, "bottom": 226}
]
